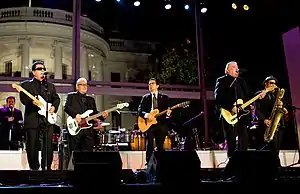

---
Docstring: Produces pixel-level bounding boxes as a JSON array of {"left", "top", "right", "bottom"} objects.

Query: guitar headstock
[
  {"left": 171, "top": 101, "right": 190, "bottom": 109},
  {"left": 12, "top": 83, "right": 21, "bottom": 92},
  {"left": 117, "top": 102, "right": 129, "bottom": 109}
]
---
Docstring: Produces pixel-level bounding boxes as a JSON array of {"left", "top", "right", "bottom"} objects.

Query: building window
[
  {"left": 4, "top": 61, "right": 12, "bottom": 76},
  {"left": 111, "top": 72, "right": 120, "bottom": 88}
]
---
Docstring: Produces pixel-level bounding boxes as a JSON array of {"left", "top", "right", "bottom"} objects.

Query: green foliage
[{"left": 151, "top": 43, "right": 198, "bottom": 85}]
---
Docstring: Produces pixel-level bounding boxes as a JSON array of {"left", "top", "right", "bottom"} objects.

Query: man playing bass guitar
[
  {"left": 138, "top": 78, "right": 171, "bottom": 166},
  {"left": 64, "top": 78, "right": 108, "bottom": 154}
]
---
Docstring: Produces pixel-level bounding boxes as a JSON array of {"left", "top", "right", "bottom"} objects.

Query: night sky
[{"left": 0, "top": 0, "right": 299, "bottom": 92}]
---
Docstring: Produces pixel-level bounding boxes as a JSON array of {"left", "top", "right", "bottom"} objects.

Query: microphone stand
[
  {"left": 8, "top": 107, "right": 13, "bottom": 150},
  {"left": 230, "top": 77, "right": 240, "bottom": 149},
  {"left": 43, "top": 74, "right": 49, "bottom": 171}
]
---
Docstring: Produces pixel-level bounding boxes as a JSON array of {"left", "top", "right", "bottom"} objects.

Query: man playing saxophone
[{"left": 254, "top": 76, "right": 287, "bottom": 155}]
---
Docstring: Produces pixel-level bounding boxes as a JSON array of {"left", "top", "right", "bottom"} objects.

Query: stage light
[
  {"left": 116, "top": 0, "right": 121, "bottom": 2},
  {"left": 134, "top": 1, "right": 140, "bottom": 6},
  {"left": 201, "top": 7, "right": 207, "bottom": 13},
  {"left": 232, "top": 3, "right": 237, "bottom": 9},
  {"left": 184, "top": 4, "right": 189, "bottom": 10},
  {"left": 165, "top": 3, "right": 171, "bottom": 9},
  {"left": 95, "top": 0, "right": 101, "bottom": 2},
  {"left": 243, "top": 4, "right": 249, "bottom": 10}
]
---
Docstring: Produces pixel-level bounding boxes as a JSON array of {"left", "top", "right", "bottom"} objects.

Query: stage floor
[{"left": 0, "top": 150, "right": 299, "bottom": 171}]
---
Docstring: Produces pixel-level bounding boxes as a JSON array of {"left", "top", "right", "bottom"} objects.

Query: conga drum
[
  {"left": 153, "top": 136, "right": 172, "bottom": 150},
  {"left": 130, "top": 131, "right": 145, "bottom": 151}
]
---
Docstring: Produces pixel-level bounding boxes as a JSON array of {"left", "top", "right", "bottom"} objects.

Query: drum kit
[{"left": 94, "top": 127, "right": 182, "bottom": 151}]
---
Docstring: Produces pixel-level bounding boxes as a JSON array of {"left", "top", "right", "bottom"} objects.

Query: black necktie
[{"left": 152, "top": 94, "right": 158, "bottom": 109}]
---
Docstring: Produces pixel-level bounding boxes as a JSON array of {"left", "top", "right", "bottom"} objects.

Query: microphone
[
  {"left": 236, "top": 69, "right": 247, "bottom": 73},
  {"left": 43, "top": 71, "right": 49, "bottom": 75}
]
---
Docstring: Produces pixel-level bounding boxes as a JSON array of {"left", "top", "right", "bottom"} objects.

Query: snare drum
[{"left": 99, "top": 132, "right": 116, "bottom": 144}]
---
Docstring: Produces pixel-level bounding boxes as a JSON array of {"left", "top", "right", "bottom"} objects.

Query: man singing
[
  {"left": 20, "top": 61, "right": 60, "bottom": 170},
  {"left": 138, "top": 78, "right": 171, "bottom": 165},
  {"left": 0, "top": 96, "right": 23, "bottom": 150},
  {"left": 214, "top": 61, "right": 251, "bottom": 157}
]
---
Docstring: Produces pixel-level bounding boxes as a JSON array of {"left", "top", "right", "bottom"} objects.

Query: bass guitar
[
  {"left": 12, "top": 83, "right": 57, "bottom": 124},
  {"left": 138, "top": 101, "right": 190, "bottom": 133},
  {"left": 67, "top": 102, "right": 129, "bottom": 136},
  {"left": 221, "top": 86, "right": 275, "bottom": 125}
]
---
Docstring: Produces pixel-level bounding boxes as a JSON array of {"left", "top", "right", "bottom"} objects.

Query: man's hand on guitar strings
[{"left": 49, "top": 106, "right": 55, "bottom": 114}]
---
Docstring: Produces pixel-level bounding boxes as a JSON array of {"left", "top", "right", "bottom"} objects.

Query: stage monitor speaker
[
  {"left": 147, "top": 150, "right": 201, "bottom": 185},
  {"left": 69, "top": 151, "right": 123, "bottom": 188},
  {"left": 224, "top": 150, "right": 280, "bottom": 182}
]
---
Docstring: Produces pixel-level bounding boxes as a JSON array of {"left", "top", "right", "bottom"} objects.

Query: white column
[
  {"left": 80, "top": 46, "right": 89, "bottom": 79},
  {"left": 54, "top": 41, "right": 63, "bottom": 79},
  {"left": 56, "top": 94, "right": 64, "bottom": 128},
  {"left": 95, "top": 56, "right": 104, "bottom": 111},
  {"left": 19, "top": 39, "right": 30, "bottom": 77}
]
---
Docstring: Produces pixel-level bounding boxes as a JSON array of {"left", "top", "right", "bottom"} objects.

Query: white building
[{"left": 0, "top": 7, "right": 157, "bottom": 130}]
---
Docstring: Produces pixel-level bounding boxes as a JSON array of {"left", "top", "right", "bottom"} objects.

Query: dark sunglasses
[{"left": 35, "top": 67, "right": 46, "bottom": 71}]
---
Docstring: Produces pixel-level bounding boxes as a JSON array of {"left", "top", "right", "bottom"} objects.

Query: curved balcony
[{"left": 0, "top": 7, "right": 104, "bottom": 36}]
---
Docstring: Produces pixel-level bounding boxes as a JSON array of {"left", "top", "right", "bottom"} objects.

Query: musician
[
  {"left": 138, "top": 78, "right": 172, "bottom": 165},
  {"left": 20, "top": 61, "right": 60, "bottom": 170},
  {"left": 255, "top": 76, "right": 285, "bottom": 154},
  {"left": 214, "top": 61, "right": 252, "bottom": 157},
  {"left": 64, "top": 77, "right": 108, "bottom": 154},
  {"left": 0, "top": 96, "right": 23, "bottom": 150}
]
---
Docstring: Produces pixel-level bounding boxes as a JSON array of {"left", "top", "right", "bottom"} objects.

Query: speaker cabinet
[
  {"left": 69, "top": 151, "right": 123, "bottom": 188},
  {"left": 224, "top": 150, "right": 280, "bottom": 182},
  {"left": 147, "top": 150, "right": 201, "bottom": 185}
]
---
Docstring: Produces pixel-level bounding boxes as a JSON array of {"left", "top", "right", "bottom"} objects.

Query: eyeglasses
[
  {"left": 35, "top": 67, "right": 46, "bottom": 71},
  {"left": 78, "top": 84, "right": 87, "bottom": 87}
]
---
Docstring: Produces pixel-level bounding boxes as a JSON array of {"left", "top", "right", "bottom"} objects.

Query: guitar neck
[
  {"left": 86, "top": 106, "right": 119, "bottom": 121},
  {"left": 155, "top": 107, "right": 177, "bottom": 118},
  {"left": 19, "top": 87, "right": 39, "bottom": 102},
  {"left": 241, "top": 93, "right": 261, "bottom": 109}
]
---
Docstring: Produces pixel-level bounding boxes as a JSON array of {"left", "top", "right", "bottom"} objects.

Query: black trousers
[
  {"left": 146, "top": 122, "right": 168, "bottom": 163},
  {"left": 256, "top": 125, "right": 283, "bottom": 155},
  {"left": 26, "top": 125, "right": 54, "bottom": 170},
  {"left": 68, "top": 128, "right": 94, "bottom": 156},
  {"left": 222, "top": 118, "right": 249, "bottom": 158}
]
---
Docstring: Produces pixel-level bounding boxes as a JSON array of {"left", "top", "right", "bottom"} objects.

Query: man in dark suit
[
  {"left": 0, "top": 96, "right": 23, "bottom": 150},
  {"left": 214, "top": 61, "right": 252, "bottom": 157},
  {"left": 138, "top": 78, "right": 171, "bottom": 164},
  {"left": 20, "top": 61, "right": 60, "bottom": 170},
  {"left": 64, "top": 77, "right": 108, "bottom": 154},
  {"left": 255, "top": 76, "right": 287, "bottom": 155}
]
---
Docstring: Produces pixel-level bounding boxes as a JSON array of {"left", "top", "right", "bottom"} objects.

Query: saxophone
[{"left": 264, "top": 88, "right": 288, "bottom": 143}]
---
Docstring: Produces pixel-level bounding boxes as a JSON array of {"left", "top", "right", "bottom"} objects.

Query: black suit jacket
[
  {"left": 20, "top": 78, "right": 60, "bottom": 129},
  {"left": 64, "top": 92, "right": 104, "bottom": 122},
  {"left": 138, "top": 92, "right": 170, "bottom": 123},
  {"left": 214, "top": 75, "right": 250, "bottom": 112},
  {"left": 0, "top": 106, "right": 23, "bottom": 130}
]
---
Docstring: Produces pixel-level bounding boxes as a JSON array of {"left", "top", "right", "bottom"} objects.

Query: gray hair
[
  {"left": 76, "top": 77, "right": 87, "bottom": 86},
  {"left": 224, "top": 61, "right": 237, "bottom": 74}
]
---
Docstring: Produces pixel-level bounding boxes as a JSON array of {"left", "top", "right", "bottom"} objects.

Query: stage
[
  {"left": 0, "top": 150, "right": 299, "bottom": 171},
  {"left": 1, "top": 150, "right": 300, "bottom": 193}
]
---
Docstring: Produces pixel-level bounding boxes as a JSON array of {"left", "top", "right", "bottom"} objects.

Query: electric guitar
[
  {"left": 12, "top": 83, "right": 57, "bottom": 124},
  {"left": 138, "top": 101, "right": 190, "bottom": 133},
  {"left": 221, "top": 86, "right": 275, "bottom": 125},
  {"left": 67, "top": 102, "right": 129, "bottom": 136}
]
